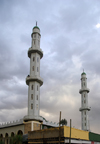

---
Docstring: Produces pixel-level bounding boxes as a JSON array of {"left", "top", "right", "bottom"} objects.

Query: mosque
[{"left": 0, "top": 24, "right": 93, "bottom": 144}]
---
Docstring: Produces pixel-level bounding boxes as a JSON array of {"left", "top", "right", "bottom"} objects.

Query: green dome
[
  {"left": 33, "top": 26, "right": 40, "bottom": 30},
  {"left": 81, "top": 72, "right": 86, "bottom": 75}
]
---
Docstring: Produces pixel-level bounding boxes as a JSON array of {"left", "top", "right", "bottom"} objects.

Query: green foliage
[
  {"left": 10, "top": 134, "right": 22, "bottom": 144},
  {"left": 0, "top": 141, "right": 4, "bottom": 144},
  {"left": 60, "top": 119, "right": 67, "bottom": 126}
]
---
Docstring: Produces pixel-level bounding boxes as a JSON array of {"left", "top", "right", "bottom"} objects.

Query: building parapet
[
  {"left": 0, "top": 119, "right": 23, "bottom": 128},
  {"left": 42, "top": 119, "right": 59, "bottom": 127}
]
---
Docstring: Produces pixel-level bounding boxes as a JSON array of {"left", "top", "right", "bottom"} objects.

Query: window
[
  {"left": 37, "top": 57, "right": 39, "bottom": 62},
  {"left": 34, "top": 40, "right": 35, "bottom": 45},
  {"left": 33, "top": 57, "right": 35, "bottom": 61},
  {"left": 36, "top": 104, "right": 38, "bottom": 109},
  {"left": 31, "top": 104, "right": 33, "bottom": 109},
  {"left": 85, "top": 123, "right": 86, "bottom": 126},
  {"left": 37, "top": 85, "right": 38, "bottom": 91},
  {"left": 84, "top": 94, "right": 85, "bottom": 98},
  {"left": 38, "top": 34, "right": 39, "bottom": 38},
  {"left": 84, "top": 82, "right": 85, "bottom": 86},
  {"left": 34, "top": 34, "right": 36, "bottom": 38},
  {"left": 85, "top": 117, "right": 86, "bottom": 120},
  {"left": 84, "top": 100, "right": 86, "bottom": 103},
  {"left": 38, "top": 40, "right": 39, "bottom": 45},
  {"left": 31, "top": 94, "right": 33, "bottom": 100},
  {"left": 37, "top": 95, "right": 38, "bottom": 100},
  {"left": 31, "top": 85, "right": 33, "bottom": 90},
  {"left": 84, "top": 111, "right": 86, "bottom": 115},
  {"left": 37, "top": 67, "right": 39, "bottom": 72},
  {"left": 32, "top": 66, "right": 34, "bottom": 71}
]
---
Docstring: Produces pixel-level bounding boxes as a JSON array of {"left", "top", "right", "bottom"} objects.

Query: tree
[
  {"left": 10, "top": 134, "right": 22, "bottom": 144},
  {"left": 60, "top": 119, "right": 67, "bottom": 126}
]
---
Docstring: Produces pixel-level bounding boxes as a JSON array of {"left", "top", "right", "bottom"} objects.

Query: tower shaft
[
  {"left": 79, "top": 72, "right": 90, "bottom": 131},
  {"left": 24, "top": 25, "right": 43, "bottom": 121}
]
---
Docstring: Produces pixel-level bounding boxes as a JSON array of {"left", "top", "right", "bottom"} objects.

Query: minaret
[
  {"left": 24, "top": 23, "right": 43, "bottom": 121},
  {"left": 79, "top": 71, "right": 90, "bottom": 131}
]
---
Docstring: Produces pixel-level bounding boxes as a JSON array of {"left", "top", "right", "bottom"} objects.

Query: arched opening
[
  {"left": 5, "top": 133, "right": 9, "bottom": 144},
  {"left": 0, "top": 134, "right": 3, "bottom": 143},
  {"left": 10, "top": 132, "right": 15, "bottom": 144},
  {"left": 11, "top": 132, "right": 14, "bottom": 137},
  {"left": 17, "top": 130, "right": 23, "bottom": 136}
]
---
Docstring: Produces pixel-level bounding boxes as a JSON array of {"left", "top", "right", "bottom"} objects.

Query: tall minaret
[
  {"left": 24, "top": 23, "right": 43, "bottom": 121},
  {"left": 79, "top": 71, "right": 90, "bottom": 131}
]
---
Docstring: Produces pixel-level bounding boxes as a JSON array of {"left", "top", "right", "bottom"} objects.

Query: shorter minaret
[{"left": 79, "top": 71, "right": 90, "bottom": 131}]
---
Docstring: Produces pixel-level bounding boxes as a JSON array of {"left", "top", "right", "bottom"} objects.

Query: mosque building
[
  {"left": 0, "top": 24, "right": 58, "bottom": 144},
  {"left": 1, "top": 24, "right": 98, "bottom": 144}
]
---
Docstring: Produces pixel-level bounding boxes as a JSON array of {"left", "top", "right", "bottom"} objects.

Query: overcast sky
[{"left": 0, "top": 0, "right": 100, "bottom": 133}]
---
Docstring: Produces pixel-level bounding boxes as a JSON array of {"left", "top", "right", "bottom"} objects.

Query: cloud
[{"left": 0, "top": 0, "right": 100, "bottom": 134}]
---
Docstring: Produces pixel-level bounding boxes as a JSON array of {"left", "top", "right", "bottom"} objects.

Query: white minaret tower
[
  {"left": 79, "top": 71, "right": 90, "bottom": 131},
  {"left": 24, "top": 23, "right": 43, "bottom": 121}
]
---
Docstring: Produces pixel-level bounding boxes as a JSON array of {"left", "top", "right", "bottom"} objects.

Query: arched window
[
  {"left": 31, "top": 104, "right": 33, "bottom": 109},
  {"left": 37, "top": 95, "right": 38, "bottom": 100},
  {"left": 34, "top": 40, "right": 35, "bottom": 45},
  {"left": 11, "top": 132, "right": 14, "bottom": 137},
  {"left": 37, "top": 85, "right": 38, "bottom": 91},
  {"left": 17, "top": 130, "right": 23, "bottom": 135},
  {"left": 33, "top": 57, "right": 35, "bottom": 61},
  {"left": 31, "top": 85, "right": 33, "bottom": 90},
  {"left": 31, "top": 94, "right": 33, "bottom": 100},
  {"left": 32, "top": 66, "right": 34, "bottom": 71},
  {"left": 37, "top": 67, "right": 39, "bottom": 72},
  {"left": 36, "top": 104, "right": 38, "bottom": 109}
]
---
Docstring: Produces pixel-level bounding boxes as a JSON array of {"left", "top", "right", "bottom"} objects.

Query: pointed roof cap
[
  {"left": 81, "top": 72, "right": 86, "bottom": 75},
  {"left": 81, "top": 69, "right": 86, "bottom": 75},
  {"left": 33, "top": 21, "right": 40, "bottom": 30}
]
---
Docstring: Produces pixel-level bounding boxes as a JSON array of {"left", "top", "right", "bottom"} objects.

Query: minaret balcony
[
  {"left": 28, "top": 47, "right": 43, "bottom": 59},
  {"left": 79, "top": 88, "right": 90, "bottom": 94},
  {"left": 26, "top": 75, "right": 43, "bottom": 86},
  {"left": 79, "top": 107, "right": 91, "bottom": 111}
]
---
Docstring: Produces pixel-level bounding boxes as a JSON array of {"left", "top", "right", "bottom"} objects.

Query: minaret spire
[
  {"left": 79, "top": 71, "right": 90, "bottom": 131},
  {"left": 24, "top": 24, "right": 43, "bottom": 121}
]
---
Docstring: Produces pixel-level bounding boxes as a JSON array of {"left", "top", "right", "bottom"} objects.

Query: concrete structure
[
  {"left": 28, "top": 126, "right": 100, "bottom": 144},
  {"left": 24, "top": 23, "right": 43, "bottom": 121},
  {"left": 79, "top": 72, "right": 91, "bottom": 131}
]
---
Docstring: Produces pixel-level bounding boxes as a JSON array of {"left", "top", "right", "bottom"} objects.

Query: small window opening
[
  {"left": 34, "top": 34, "right": 36, "bottom": 38},
  {"left": 34, "top": 40, "right": 35, "bottom": 45},
  {"left": 36, "top": 104, "right": 38, "bottom": 109},
  {"left": 37, "top": 67, "right": 39, "bottom": 72},
  {"left": 37, "top": 95, "right": 38, "bottom": 100},
  {"left": 31, "top": 85, "right": 33, "bottom": 90},
  {"left": 31, "top": 94, "right": 33, "bottom": 100},
  {"left": 31, "top": 104, "right": 33, "bottom": 109},
  {"left": 37, "top": 85, "right": 38, "bottom": 91},
  {"left": 33, "top": 57, "right": 35, "bottom": 61},
  {"left": 37, "top": 57, "right": 39, "bottom": 62},
  {"left": 32, "top": 66, "right": 34, "bottom": 71}
]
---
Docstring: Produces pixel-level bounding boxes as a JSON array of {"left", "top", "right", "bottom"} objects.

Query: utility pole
[
  {"left": 59, "top": 111, "right": 61, "bottom": 144},
  {"left": 69, "top": 119, "right": 71, "bottom": 144}
]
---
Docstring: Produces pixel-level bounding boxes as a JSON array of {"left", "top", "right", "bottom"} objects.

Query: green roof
[
  {"left": 81, "top": 72, "right": 86, "bottom": 75},
  {"left": 33, "top": 26, "right": 40, "bottom": 30}
]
